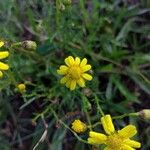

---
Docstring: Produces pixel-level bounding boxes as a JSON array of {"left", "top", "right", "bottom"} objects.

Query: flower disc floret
[
  {"left": 87, "top": 115, "right": 141, "bottom": 150},
  {"left": 57, "top": 56, "right": 92, "bottom": 90}
]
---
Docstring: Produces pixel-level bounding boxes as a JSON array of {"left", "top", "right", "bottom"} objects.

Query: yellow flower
[
  {"left": 0, "top": 40, "right": 9, "bottom": 78},
  {"left": 88, "top": 115, "right": 141, "bottom": 150},
  {"left": 17, "top": 83, "right": 26, "bottom": 93},
  {"left": 57, "top": 56, "right": 92, "bottom": 90},
  {"left": 71, "top": 119, "right": 87, "bottom": 133}
]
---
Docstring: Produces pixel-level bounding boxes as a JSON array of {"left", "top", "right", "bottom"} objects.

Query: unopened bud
[
  {"left": 138, "top": 109, "right": 150, "bottom": 120},
  {"left": 22, "top": 40, "right": 37, "bottom": 51},
  {"left": 63, "top": 0, "right": 72, "bottom": 5},
  {"left": 17, "top": 83, "right": 26, "bottom": 93},
  {"left": 59, "top": 3, "right": 65, "bottom": 11},
  {"left": 82, "top": 88, "right": 92, "bottom": 97}
]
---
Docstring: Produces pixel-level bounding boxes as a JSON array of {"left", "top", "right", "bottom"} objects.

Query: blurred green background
[{"left": 0, "top": 0, "right": 150, "bottom": 149}]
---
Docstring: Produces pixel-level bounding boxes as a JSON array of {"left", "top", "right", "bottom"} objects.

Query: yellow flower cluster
[
  {"left": 71, "top": 119, "right": 87, "bottom": 133},
  {"left": 0, "top": 41, "right": 9, "bottom": 78},
  {"left": 88, "top": 115, "right": 141, "bottom": 150},
  {"left": 57, "top": 56, "right": 92, "bottom": 90}
]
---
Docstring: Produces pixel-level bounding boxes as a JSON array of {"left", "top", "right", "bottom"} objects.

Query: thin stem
[
  {"left": 56, "top": 0, "right": 61, "bottom": 28},
  {"left": 90, "top": 113, "right": 138, "bottom": 128},
  {"left": 50, "top": 107, "right": 88, "bottom": 144},
  {"left": 94, "top": 94, "right": 105, "bottom": 117},
  {"left": 112, "top": 113, "right": 138, "bottom": 120}
]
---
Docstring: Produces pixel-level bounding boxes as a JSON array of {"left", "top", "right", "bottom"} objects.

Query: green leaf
[
  {"left": 50, "top": 127, "right": 67, "bottom": 150},
  {"left": 112, "top": 75, "right": 138, "bottom": 102},
  {"left": 37, "top": 42, "right": 56, "bottom": 55}
]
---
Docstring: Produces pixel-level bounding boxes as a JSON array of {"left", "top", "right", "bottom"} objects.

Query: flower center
[
  {"left": 68, "top": 66, "right": 81, "bottom": 79},
  {"left": 107, "top": 134, "right": 123, "bottom": 149}
]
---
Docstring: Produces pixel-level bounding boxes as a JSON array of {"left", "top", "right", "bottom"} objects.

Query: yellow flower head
[
  {"left": 57, "top": 56, "right": 92, "bottom": 90},
  {"left": 0, "top": 40, "right": 9, "bottom": 78},
  {"left": 71, "top": 119, "right": 87, "bottom": 133},
  {"left": 17, "top": 83, "right": 26, "bottom": 93},
  {"left": 88, "top": 115, "right": 141, "bottom": 150}
]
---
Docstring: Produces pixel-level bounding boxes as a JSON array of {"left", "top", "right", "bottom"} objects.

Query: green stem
[
  {"left": 90, "top": 113, "right": 138, "bottom": 128},
  {"left": 94, "top": 94, "right": 105, "bottom": 116},
  {"left": 10, "top": 42, "right": 22, "bottom": 48},
  {"left": 112, "top": 112, "right": 138, "bottom": 120},
  {"left": 56, "top": 0, "right": 61, "bottom": 28},
  {"left": 50, "top": 107, "right": 88, "bottom": 144},
  {"left": 85, "top": 109, "right": 92, "bottom": 130}
]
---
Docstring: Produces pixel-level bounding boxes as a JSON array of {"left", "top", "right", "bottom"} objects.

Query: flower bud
[
  {"left": 59, "top": 3, "right": 65, "bottom": 11},
  {"left": 22, "top": 40, "right": 37, "bottom": 51},
  {"left": 138, "top": 109, "right": 150, "bottom": 120},
  {"left": 82, "top": 88, "right": 92, "bottom": 97},
  {"left": 17, "top": 83, "right": 26, "bottom": 93},
  {"left": 63, "top": 0, "right": 72, "bottom": 5}
]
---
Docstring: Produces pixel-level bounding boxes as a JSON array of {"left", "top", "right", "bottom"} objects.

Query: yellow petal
[
  {"left": 59, "top": 65, "right": 68, "bottom": 73},
  {"left": 65, "top": 57, "right": 70, "bottom": 66},
  {"left": 75, "top": 57, "right": 80, "bottom": 65},
  {"left": 120, "top": 144, "right": 135, "bottom": 150},
  {"left": 0, "top": 41, "right": 4, "bottom": 47},
  {"left": 88, "top": 131, "right": 107, "bottom": 144},
  {"left": 80, "top": 58, "right": 87, "bottom": 67},
  {"left": 57, "top": 69, "right": 65, "bottom": 75},
  {"left": 118, "top": 125, "right": 137, "bottom": 139},
  {"left": 101, "top": 115, "right": 115, "bottom": 135},
  {"left": 65, "top": 56, "right": 74, "bottom": 66},
  {"left": 0, "top": 62, "right": 9, "bottom": 70},
  {"left": 82, "top": 73, "right": 92, "bottom": 81},
  {"left": 81, "top": 64, "right": 91, "bottom": 72},
  {"left": 60, "top": 65, "right": 68, "bottom": 70},
  {"left": 57, "top": 65, "right": 68, "bottom": 75},
  {"left": 68, "top": 56, "right": 75, "bottom": 65},
  {"left": 124, "top": 139, "right": 141, "bottom": 148},
  {"left": 60, "top": 76, "right": 68, "bottom": 84},
  {"left": 66, "top": 79, "right": 71, "bottom": 88},
  {"left": 77, "top": 78, "right": 85, "bottom": 87},
  {"left": 0, "top": 71, "right": 3, "bottom": 78},
  {"left": 70, "top": 80, "right": 76, "bottom": 90},
  {"left": 0, "top": 51, "right": 9, "bottom": 59}
]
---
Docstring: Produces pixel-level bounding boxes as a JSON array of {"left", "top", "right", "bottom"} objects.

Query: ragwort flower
[
  {"left": 88, "top": 115, "right": 141, "bottom": 150},
  {"left": 71, "top": 119, "right": 87, "bottom": 133},
  {"left": 57, "top": 56, "right": 92, "bottom": 90},
  {"left": 0, "top": 40, "right": 9, "bottom": 78}
]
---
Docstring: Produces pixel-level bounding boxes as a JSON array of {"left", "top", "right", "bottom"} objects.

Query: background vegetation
[{"left": 0, "top": 0, "right": 150, "bottom": 149}]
